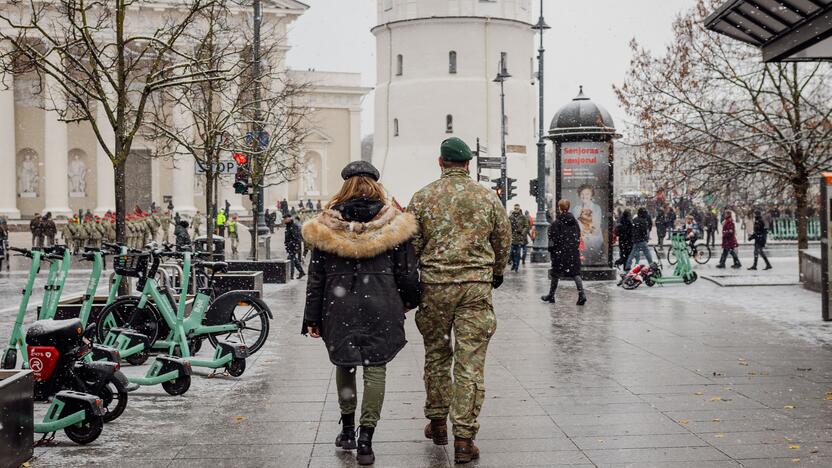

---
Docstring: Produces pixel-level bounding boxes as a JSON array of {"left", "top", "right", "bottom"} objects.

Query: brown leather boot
[
  {"left": 453, "top": 437, "right": 480, "bottom": 464},
  {"left": 423, "top": 418, "right": 448, "bottom": 445}
]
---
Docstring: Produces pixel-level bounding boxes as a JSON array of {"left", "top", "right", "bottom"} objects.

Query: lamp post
[
  {"left": 248, "top": 0, "right": 269, "bottom": 260},
  {"left": 531, "top": 0, "right": 550, "bottom": 263},
  {"left": 493, "top": 59, "right": 510, "bottom": 208}
]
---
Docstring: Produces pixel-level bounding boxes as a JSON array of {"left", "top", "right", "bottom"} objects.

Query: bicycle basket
[{"left": 113, "top": 253, "right": 149, "bottom": 277}]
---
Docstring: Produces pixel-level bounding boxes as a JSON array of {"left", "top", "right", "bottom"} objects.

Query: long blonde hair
[{"left": 326, "top": 176, "right": 387, "bottom": 209}]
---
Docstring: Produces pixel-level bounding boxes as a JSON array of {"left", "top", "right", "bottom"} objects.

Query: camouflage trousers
[{"left": 415, "top": 282, "right": 497, "bottom": 439}]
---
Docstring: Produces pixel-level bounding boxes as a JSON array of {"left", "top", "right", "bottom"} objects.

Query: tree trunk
[
  {"left": 114, "top": 157, "right": 127, "bottom": 244},
  {"left": 794, "top": 177, "right": 810, "bottom": 251}
]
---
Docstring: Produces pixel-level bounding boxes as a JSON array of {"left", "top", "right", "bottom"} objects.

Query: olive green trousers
[{"left": 336, "top": 365, "right": 387, "bottom": 428}]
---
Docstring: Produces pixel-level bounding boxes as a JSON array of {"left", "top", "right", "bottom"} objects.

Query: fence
[{"left": 769, "top": 217, "right": 821, "bottom": 240}]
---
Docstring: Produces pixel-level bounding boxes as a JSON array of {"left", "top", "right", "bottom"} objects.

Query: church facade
[
  {"left": 371, "top": 0, "right": 539, "bottom": 209},
  {"left": 0, "top": 0, "right": 368, "bottom": 220}
]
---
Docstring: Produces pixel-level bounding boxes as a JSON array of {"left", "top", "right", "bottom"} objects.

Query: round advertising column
[{"left": 546, "top": 87, "right": 621, "bottom": 281}]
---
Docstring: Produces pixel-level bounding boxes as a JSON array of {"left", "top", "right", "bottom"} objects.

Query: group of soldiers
[{"left": 59, "top": 209, "right": 173, "bottom": 252}]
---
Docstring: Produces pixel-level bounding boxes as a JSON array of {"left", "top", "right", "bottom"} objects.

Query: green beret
[{"left": 440, "top": 137, "right": 472, "bottom": 162}]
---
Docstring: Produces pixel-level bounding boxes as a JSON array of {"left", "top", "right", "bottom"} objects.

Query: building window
[
  {"left": 396, "top": 54, "right": 403, "bottom": 76},
  {"left": 446, "top": 115, "right": 453, "bottom": 133},
  {"left": 394, "top": 118, "right": 399, "bottom": 136},
  {"left": 449, "top": 51, "right": 457, "bottom": 74},
  {"left": 500, "top": 52, "right": 508, "bottom": 74}
]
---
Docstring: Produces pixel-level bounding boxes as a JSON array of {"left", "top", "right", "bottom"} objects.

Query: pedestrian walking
[
  {"left": 302, "top": 161, "right": 420, "bottom": 466},
  {"left": 542, "top": 199, "right": 587, "bottom": 305},
  {"left": 748, "top": 210, "right": 772, "bottom": 270},
  {"left": 42, "top": 212, "right": 57, "bottom": 247},
  {"left": 228, "top": 214, "right": 239, "bottom": 255},
  {"left": 704, "top": 208, "right": 718, "bottom": 249},
  {"left": 407, "top": 137, "right": 511, "bottom": 464},
  {"left": 655, "top": 206, "right": 668, "bottom": 248},
  {"left": 509, "top": 204, "right": 530, "bottom": 272},
  {"left": 30, "top": 213, "right": 42, "bottom": 247},
  {"left": 625, "top": 208, "right": 654, "bottom": 270},
  {"left": 160, "top": 210, "right": 172, "bottom": 244},
  {"left": 716, "top": 210, "right": 742, "bottom": 269},
  {"left": 524, "top": 210, "right": 535, "bottom": 265},
  {"left": 215, "top": 209, "right": 226, "bottom": 237},
  {"left": 191, "top": 210, "right": 202, "bottom": 238},
  {"left": 283, "top": 213, "right": 305, "bottom": 279},
  {"left": 614, "top": 209, "right": 633, "bottom": 269}
]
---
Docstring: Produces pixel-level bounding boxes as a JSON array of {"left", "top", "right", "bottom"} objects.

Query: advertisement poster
[{"left": 560, "top": 141, "right": 610, "bottom": 266}]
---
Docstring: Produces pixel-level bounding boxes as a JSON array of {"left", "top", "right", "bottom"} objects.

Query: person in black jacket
[
  {"left": 625, "top": 207, "right": 654, "bottom": 270},
  {"left": 174, "top": 220, "right": 191, "bottom": 251},
  {"left": 748, "top": 210, "right": 772, "bottom": 270},
  {"left": 302, "top": 161, "right": 420, "bottom": 466},
  {"left": 615, "top": 209, "right": 633, "bottom": 269},
  {"left": 541, "top": 199, "right": 586, "bottom": 305},
  {"left": 283, "top": 213, "right": 305, "bottom": 279}
]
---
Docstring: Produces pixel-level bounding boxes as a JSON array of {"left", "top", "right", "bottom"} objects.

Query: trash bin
[
  {"left": 193, "top": 235, "right": 225, "bottom": 261},
  {"left": 0, "top": 370, "right": 33, "bottom": 467}
]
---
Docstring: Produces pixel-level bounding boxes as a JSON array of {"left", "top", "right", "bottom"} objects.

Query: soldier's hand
[
  {"left": 492, "top": 275, "right": 504, "bottom": 289},
  {"left": 307, "top": 325, "right": 321, "bottom": 338}
]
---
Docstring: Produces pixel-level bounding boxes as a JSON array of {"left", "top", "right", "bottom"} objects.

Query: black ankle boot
[
  {"left": 577, "top": 292, "right": 587, "bottom": 306},
  {"left": 540, "top": 294, "right": 555, "bottom": 303},
  {"left": 335, "top": 413, "right": 356, "bottom": 450},
  {"left": 357, "top": 426, "right": 375, "bottom": 465}
]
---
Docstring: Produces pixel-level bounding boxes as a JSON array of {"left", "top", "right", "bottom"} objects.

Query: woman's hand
[{"left": 307, "top": 325, "right": 321, "bottom": 338}]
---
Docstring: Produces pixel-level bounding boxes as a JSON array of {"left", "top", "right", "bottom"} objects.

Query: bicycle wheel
[
  {"left": 693, "top": 244, "right": 711, "bottom": 264},
  {"left": 206, "top": 295, "right": 271, "bottom": 355},
  {"left": 667, "top": 247, "right": 678, "bottom": 265},
  {"left": 94, "top": 296, "right": 162, "bottom": 345}
]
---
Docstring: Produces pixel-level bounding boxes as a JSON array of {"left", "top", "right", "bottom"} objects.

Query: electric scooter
[{"left": 96, "top": 249, "right": 265, "bottom": 377}]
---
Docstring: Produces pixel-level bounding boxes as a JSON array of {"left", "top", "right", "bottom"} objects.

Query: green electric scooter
[{"left": 653, "top": 231, "right": 698, "bottom": 285}]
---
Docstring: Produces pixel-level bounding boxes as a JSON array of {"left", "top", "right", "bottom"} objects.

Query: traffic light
[
  {"left": 232, "top": 152, "right": 248, "bottom": 165},
  {"left": 507, "top": 177, "right": 517, "bottom": 200},
  {"left": 530, "top": 179, "right": 539, "bottom": 198},
  {"left": 234, "top": 166, "right": 250, "bottom": 194},
  {"left": 491, "top": 179, "right": 504, "bottom": 198}
]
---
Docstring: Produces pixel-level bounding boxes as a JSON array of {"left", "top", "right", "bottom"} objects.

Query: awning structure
[{"left": 705, "top": 0, "right": 832, "bottom": 62}]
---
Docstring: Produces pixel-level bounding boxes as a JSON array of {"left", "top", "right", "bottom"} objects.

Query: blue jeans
[
  {"left": 510, "top": 245, "right": 523, "bottom": 271},
  {"left": 625, "top": 241, "right": 653, "bottom": 270}
]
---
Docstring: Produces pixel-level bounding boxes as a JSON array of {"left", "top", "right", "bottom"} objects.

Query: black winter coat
[
  {"left": 616, "top": 217, "right": 634, "bottom": 259},
  {"left": 301, "top": 199, "right": 420, "bottom": 367},
  {"left": 750, "top": 217, "right": 768, "bottom": 247},
  {"left": 284, "top": 221, "right": 303, "bottom": 254},
  {"left": 547, "top": 211, "right": 581, "bottom": 276},
  {"left": 632, "top": 215, "right": 652, "bottom": 243}
]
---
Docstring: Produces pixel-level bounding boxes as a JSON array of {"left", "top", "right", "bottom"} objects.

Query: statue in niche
[
  {"left": 300, "top": 157, "right": 319, "bottom": 195},
  {"left": 68, "top": 153, "right": 87, "bottom": 196},
  {"left": 18, "top": 152, "right": 38, "bottom": 196},
  {"left": 194, "top": 174, "right": 205, "bottom": 195}
]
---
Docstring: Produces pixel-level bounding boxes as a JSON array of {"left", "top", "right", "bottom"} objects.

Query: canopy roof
[{"left": 705, "top": 0, "right": 832, "bottom": 62}]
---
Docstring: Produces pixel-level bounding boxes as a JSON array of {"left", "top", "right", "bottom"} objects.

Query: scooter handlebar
[{"left": 8, "top": 246, "right": 30, "bottom": 256}]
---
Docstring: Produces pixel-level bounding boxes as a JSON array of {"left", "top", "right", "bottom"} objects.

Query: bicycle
[{"left": 667, "top": 240, "right": 711, "bottom": 265}]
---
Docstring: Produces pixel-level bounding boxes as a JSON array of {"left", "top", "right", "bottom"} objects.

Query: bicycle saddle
[{"left": 194, "top": 261, "right": 228, "bottom": 273}]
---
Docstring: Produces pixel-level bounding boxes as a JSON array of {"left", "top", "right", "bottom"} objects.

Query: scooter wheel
[
  {"left": 63, "top": 416, "right": 104, "bottom": 445},
  {"left": 645, "top": 276, "right": 656, "bottom": 287},
  {"left": 100, "top": 377, "right": 129, "bottom": 423},
  {"left": 683, "top": 272, "right": 698, "bottom": 285},
  {"left": 1, "top": 349, "right": 16, "bottom": 369},
  {"left": 226, "top": 358, "right": 246, "bottom": 377},
  {"left": 621, "top": 278, "right": 640, "bottom": 290},
  {"left": 162, "top": 375, "right": 191, "bottom": 396},
  {"left": 125, "top": 351, "right": 149, "bottom": 366}
]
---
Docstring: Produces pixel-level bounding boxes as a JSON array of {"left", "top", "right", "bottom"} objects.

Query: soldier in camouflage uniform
[
  {"left": 191, "top": 210, "right": 202, "bottom": 238},
  {"left": 61, "top": 220, "right": 75, "bottom": 252},
  {"left": 125, "top": 217, "right": 136, "bottom": 249},
  {"left": 407, "top": 137, "right": 511, "bottom": 464},
  {"left": 147, "top": 213, "right": 160, "bottom": 243},
  {"left": 138, "top": 216, "right": 149, "bottom": 247},
  {"left": 160, "top": 211, "right": 172, "bottom": 244},
  {"left": 72, "top": 217, "right": 87, "bottom": 252}
]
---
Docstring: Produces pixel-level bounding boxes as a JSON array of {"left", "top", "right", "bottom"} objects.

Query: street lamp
[
  {"left": 531, "top": 0, "right": 550, "bottom": 263},
  {"left": 248, "top": 0, "right": 269, "bottom": 260},
  {"left": 493, "top": 59, "right": 510, "bottom": 208}
]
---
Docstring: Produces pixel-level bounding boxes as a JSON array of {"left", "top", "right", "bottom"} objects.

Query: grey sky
[{"left": 287, "top": 0, "right": 696, "bottom": 138}]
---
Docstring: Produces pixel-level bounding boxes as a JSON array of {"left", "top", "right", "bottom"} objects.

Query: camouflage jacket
[
  {"left": 509, "top": 210, "right": 530, "bottom": 245},
  {"left": 408, "top": 167, "right": 511, "bottom": 284}
]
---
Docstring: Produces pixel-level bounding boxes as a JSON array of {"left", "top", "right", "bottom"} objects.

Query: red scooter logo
[{"left": 27, "top": 346, "right": 60, "bottom": 381}]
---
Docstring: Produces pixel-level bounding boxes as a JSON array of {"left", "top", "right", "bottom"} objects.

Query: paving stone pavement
[{"left": 7, "top": 263, "right": 832, "bottom": 467}]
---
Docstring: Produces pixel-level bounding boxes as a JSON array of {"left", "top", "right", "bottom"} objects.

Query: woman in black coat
[
  {"left": 302, "top": 161, "right": 420, "bottom": 466},
  {"left": 541, "top": 199, "right": 586, "bottom": 305},
  {"left": 615, "top": 209, "right": 633, "bottom": 269},
  {"left": 748, "top": 210, "right": 772, "bottom": 270}
]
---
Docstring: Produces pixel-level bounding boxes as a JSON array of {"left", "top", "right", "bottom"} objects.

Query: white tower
[{"left": 372, "top": 0, "right": 538, "bottom": 208}]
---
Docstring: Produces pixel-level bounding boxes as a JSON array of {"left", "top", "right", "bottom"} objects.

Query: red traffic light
[{"left": 233, "top": 152, "right": 248, "bottom": 165}]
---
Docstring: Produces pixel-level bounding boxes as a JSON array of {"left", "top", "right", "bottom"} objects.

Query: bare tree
[
  {"left": 614, "top": 0, "right": 832, "bottom": 251},
  {"left": 0, "top": 0, "right": 223, "bottom": 242}
]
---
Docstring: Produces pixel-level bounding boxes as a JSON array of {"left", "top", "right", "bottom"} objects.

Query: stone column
[
  {"left": 349, "top": 107, "right": 362, "bottom": 162},
  {"left": 42, "top": 76, "right": 72, "bottom": 217},
  {"left": 94, "top": 101, "right": 116, "bottom": 215},
  {"left": 0, "top": 73, "right": 20, "bottom": 218},
  {"left": 171, "top": 102, "right": 197, "bottom": 215}
]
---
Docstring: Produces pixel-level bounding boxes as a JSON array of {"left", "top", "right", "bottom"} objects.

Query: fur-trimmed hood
[{"left": 302, "top": 204, "right": 418, "bottom": 259}]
